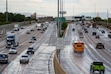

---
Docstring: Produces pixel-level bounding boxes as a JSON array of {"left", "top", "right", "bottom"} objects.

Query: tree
[
  {"left": 62, "top": 22, "right": 67, "bottom": 30},
  {"left": 93, "top": 17, "right": 102, "bottom": 22}
]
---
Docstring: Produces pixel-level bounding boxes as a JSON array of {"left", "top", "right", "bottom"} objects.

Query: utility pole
[
  {"left": 6, "top": 0, "right": 8, "bottom": 23},
  {"left": 57, "top": 0, "right": 60, "bottom": 37},
  {"left": 107, "top": 10, "right": 108, "bottom": 28},
  {"left": 73, "top": 6, "right": 74, "bottom": 23}
]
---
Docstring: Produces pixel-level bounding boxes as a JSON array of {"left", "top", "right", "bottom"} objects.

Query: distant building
[{"left": 31, "top": 13, "right": 36, "bottom": 19}]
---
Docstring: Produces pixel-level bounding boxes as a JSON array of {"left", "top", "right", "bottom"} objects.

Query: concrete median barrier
[{"left": 54, "top": 50, "right": 67, "bottom": 74}]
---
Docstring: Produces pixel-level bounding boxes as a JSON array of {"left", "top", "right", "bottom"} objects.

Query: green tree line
[
  {"left": 0, "top": 12, "right": 31, "bottom": 25},
  {"left": 93, "top": 17, "right": 111, "bottom": 23}
]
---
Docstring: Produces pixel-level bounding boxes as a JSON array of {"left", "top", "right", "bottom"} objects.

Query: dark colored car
[
  {"left": 96, "top": 43, "right": 105, "bottom": 49},
  {"left": 72, "top": 28, "right": 75, "bottom": 31},
  {"left": 108, "top": 32, "right": 111, "bottom": 38},
  {"left": 101, "top": 30, "right": 105, "bottom": 33},
  {"left": 84, "top": 29, "right": 88, "bottom": 33},
  {"left": 92, "top": 32, "right": 96, "bottom": 36},
  {"left": 95, "top": 35, "right": 100, "bottom": 39},
  {"left": 0, "top": 53, "right": 8, "bottom": 64},
  {"left": 32, "top": 36, "right": 36, "bottom": 40},
  {"left": 27, "top": 47, "right": 35, "bottom": 54}
]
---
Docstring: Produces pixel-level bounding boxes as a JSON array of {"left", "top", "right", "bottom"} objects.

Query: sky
[{"left": 0, "top": 0, "right": 111, "bottom": 17}]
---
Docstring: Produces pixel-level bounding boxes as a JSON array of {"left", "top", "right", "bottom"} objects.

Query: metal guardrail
[{"left": 53, "top": 50, "right": 67, "bottom": 74}]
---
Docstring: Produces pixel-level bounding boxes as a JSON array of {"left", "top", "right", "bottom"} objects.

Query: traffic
[{"left": 0, "top": 20, "right": 111, "bottom": 74}]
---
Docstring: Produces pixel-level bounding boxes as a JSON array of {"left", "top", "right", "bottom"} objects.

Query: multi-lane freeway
[
  {"left": 60, "top": 23, "right": 111, "bottom": 74},
  {"left": 0, "top": 21, "right": 111, "bottom": 74}
]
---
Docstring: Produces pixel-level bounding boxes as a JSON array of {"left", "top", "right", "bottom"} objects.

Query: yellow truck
[{"left": 73, "top": 41, "right": 84, "bottom": 53}]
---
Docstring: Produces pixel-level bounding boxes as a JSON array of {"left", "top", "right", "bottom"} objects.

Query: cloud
[
  {"left": 28, "top": 0, "right": 43, "bottom": 2},
  {"left": 0, "top": 0, "right": 111, "bottom": 17}
]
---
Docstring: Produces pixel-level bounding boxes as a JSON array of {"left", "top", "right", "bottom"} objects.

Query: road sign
[
  {"left": 59, "top": 11, "right": 66, "bottom": 14},
  {"left": 56, "top": 38, "right": 64, "bottom": 50},
  {"left": 55, "top": 17, "right": 66, "bottom": 22}
]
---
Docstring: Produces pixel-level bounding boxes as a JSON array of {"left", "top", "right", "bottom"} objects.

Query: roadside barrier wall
[{"left": 54, "top": 50, "right": 67, "bottom": 74}]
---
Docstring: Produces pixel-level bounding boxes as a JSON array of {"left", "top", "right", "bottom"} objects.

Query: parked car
[
  {"left": 90, "top": 62, "right": 105, "bottom": 74},
  {"left": 96, "top": 43, "right": 105, "bottom": 49},
  {"left": 0, "top": 53, "right": 8, "bottom": 64},
  {"left": 9, "top": 47, "right": 17, "bottom": 54},
  {"left": 27, "top": 47, "right": 35, "bottom": 54},
  {"left": 20, "top": 54, "right": 29, "bottom": 64}
]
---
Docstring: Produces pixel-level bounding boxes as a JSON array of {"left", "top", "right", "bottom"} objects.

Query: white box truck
[
  {"left": 6, "top": 33, "right": 19, "bottom": 48},
  {"left": 14, "top": 24, "right": 20, "bottom": 31},
  {"left": 36, "top": 23, "right": 42, "bottom": 30}
]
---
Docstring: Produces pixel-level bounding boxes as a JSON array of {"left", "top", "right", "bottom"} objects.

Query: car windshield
[
  {"left": 0, "top": 54, "right": 8, "bottom": 58},
  {"left": 22, "top": 55, "right": 28, "bottom": 57},
  {"left": 28, "top": 47, "right": 33, "bottom": 50},
  {"left": 32, "top": 36, "right": 35, "bottom": 38},
  {"left": 11, "top": 47, "right": 16, "bottom": 50}
]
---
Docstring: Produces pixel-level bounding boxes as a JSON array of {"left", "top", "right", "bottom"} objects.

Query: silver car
[
  {"left": 9, "top": 47, "right": 17, "bottom": 54},
  {"left": 20, "top": 54, "right": 29, "bottom": 64},
  {"left": 29, "top": 38, "right": 34, "bottom": 43}
]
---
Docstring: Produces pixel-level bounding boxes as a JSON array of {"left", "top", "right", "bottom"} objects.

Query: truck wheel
[
  {"left": 92, "top": 69, "right": 94, "bottom": 73},
  {"left": 6, "top": 61, "right": 8, "bottom": 64},
  {"left": 103, "top": 70, "right": 105, "bottom": 74}
]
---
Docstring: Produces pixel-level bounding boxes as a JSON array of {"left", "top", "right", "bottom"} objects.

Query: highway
[
  {"left": 0, "top": 21, "right": 111, "bottom": 74},
  {"left": 60, "top": 23, "right": 111, "bottom": 74},
  {"left": 0, "top": 22, "right": 56, "bottom": 74}
]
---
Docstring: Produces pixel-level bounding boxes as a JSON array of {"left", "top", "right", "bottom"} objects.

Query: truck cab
[{"left": 6, "top": 34, "right": 19, "bottom": 48}]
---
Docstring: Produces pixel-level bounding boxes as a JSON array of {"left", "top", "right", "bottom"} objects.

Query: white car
[
  {"left": 26, "top": 30, "right": 30, "bottom": 34},
  {"left": 9, "top": 47, "right": 17, "bottom": 54},
  {"left": 20, "top": 54, "right": 29, "bottom": 64},
  {"left": 30, "top": 28, "right": 35, "bottom": 31},
  {"left": 29, "top": 38, "right": 34, "bottom": 43}
]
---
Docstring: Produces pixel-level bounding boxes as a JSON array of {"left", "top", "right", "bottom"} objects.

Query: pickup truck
[{"left": 90, "top": 62, "right": 105, "bottom": 74}]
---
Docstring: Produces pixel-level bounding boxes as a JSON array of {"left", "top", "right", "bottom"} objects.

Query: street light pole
[
  {"left": 57, "top": 0, "right": 60, "bottom": 37},
  {"left": 107, "top": 10, "right": 108, "bottom": 28},
  {"left": 6, "top": 0, "right": 8, "bottom": 23}
]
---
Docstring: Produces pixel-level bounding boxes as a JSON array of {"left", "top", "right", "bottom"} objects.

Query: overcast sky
[{"left": 0, "top": 0, "right": 111, "bottom": 17}]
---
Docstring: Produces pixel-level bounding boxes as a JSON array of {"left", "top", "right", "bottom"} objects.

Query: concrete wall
[
  {"left": 0, "top": 21, "right": 30, "bottom": 32},
  {"left": 54, "top": 50, "right": 67, "bottom": 74}
]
